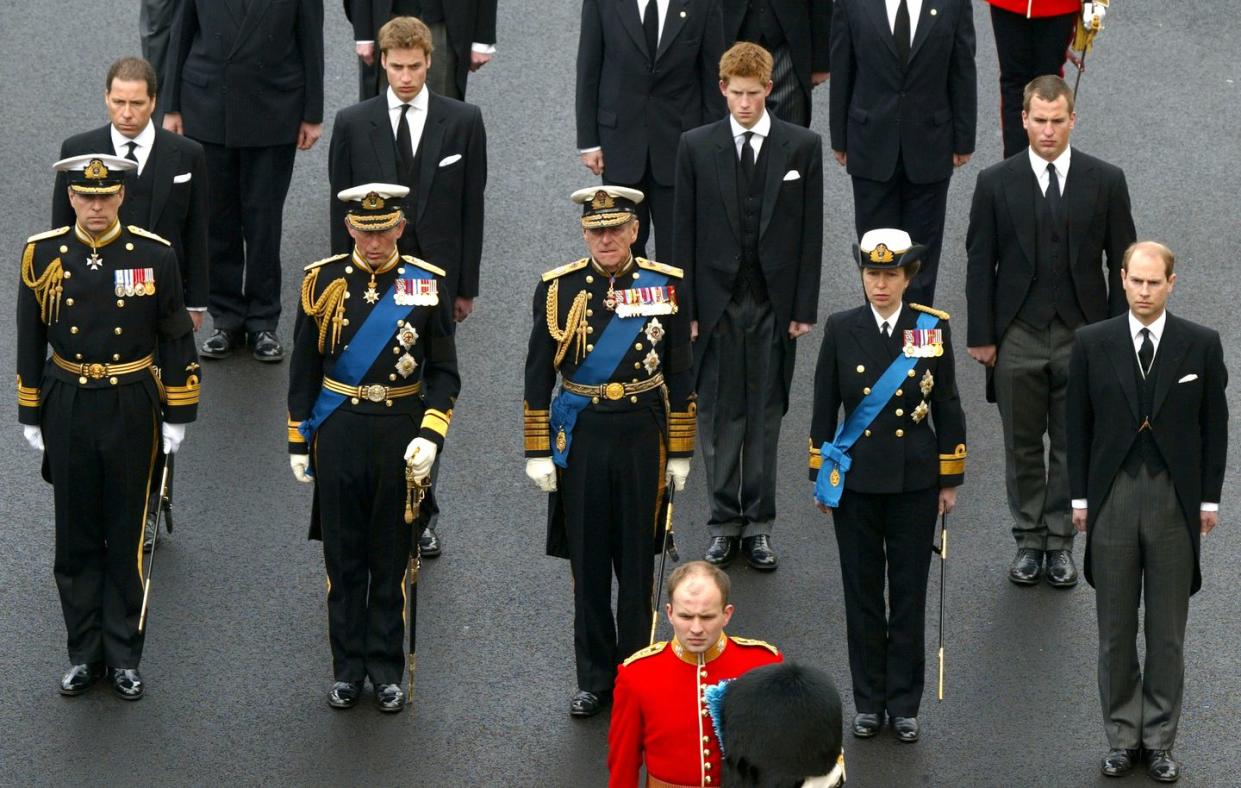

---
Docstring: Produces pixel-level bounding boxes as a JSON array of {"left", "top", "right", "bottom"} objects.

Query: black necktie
[
  {"left": 740, "top": 131, "right": 756, "bottom": 185},
  {"left": 881, "top": 320, "right": 891, "bottom": 338},
  {"left": 125, "top": 141, "right": 139, "bottom": 163},
  {"left": 643, "top": 0, "right": 660, "bottom": 61},
  {"left": 1045, "top": 162, "right": 1062, "bottom": 222},
  {"left": 1138, "top": 328, "right": 1154, "bottom": 377},
  {"left": 396, "top": 104, "right": 415, "bottom": 181},
  {"left": 894, "top": 0, "right": 911, "bottom": 68}
]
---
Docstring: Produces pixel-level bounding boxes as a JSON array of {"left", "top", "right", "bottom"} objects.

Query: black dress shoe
[
  {"left": 1045, "top": 549, "right": 1079, "bottom": 588},
  {"left": 249, "top": 331, "right": 285, "bottom": 363},
  {"left": 1146, "top": 749, "right": 1180, "bottom": 783},
  {"left": 1100, "top": 748, "right": 1140, "bottom": 777},
  {"left": 59, "top": 662, "right": 105, "bottom": 696},
  {"left": 741, "top": 535, "right": 778, "bottom": 571},
  {"left": 704, "top": 536, "right": 739, "bottom": 566},
  {"left": 852, "top": 712, "right": 882, "bottom": 738},
  {"left": 327, "top": 680, "right": 363, "bottom": 709},
  {"left": 1008, "top": 548, "right": 1044, "bottom": 585},
  {"left": 109, "top": 668, "right": 144, "bottom": 701},
  {"left": 570, "top": 689, "right": 609, "bottom": 718},
  {"left": 419, "top": 528, "right": 442, "bottom": 558},
  {"left": 200, "top": 328, "right": 244, "bottom": 359},
  {"left": 375, "top": 683, "right": 406, "bottom": 713},
  {"left": 892, "top": 716, "right": 919, "bottom": 743}
]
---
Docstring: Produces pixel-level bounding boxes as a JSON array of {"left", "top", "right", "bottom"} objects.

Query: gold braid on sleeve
[
  {"left": 20, "top": 244, "right": 64, "bottom": 324},
  {"left": 300, "top": 269, "right": 349, "bottom": 354},
  {"left": 545, "top": 279, "right": 589, "bottom": 368}
]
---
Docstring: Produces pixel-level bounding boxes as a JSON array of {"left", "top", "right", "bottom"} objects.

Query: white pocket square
[
  {"left": 438, "top": 154, "right": 462, "bottom": 167},
  {"left": 782, "top": 170, "right": 801, "bottom": 181},
  {"left": 173, "top": 172, "right": 192, "bottom": 184},
  {"left": 1178, "top": 373, "right": 1199, "bottom": 383}
]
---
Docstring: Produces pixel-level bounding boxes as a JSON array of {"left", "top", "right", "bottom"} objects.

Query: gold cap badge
[
  {"left": 869, "top": 243, "right": 895, "bottom": 263},
  {"left": 590, "top": 190, "right": 615, "bottom": 210},
  {"left": 361, "top": 192, "right": 385, "bottom": 210},
  {"left": 84, "top": 159, "right": 110, "bottom": 180}
]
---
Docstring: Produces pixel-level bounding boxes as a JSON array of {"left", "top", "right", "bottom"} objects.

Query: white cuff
[
  {"left": 355, "top": 40, "right": 374, "bottom": 45},
  {"left": 187, "top": 306, "right": 207, "bottom": 312},
  {"left": 471, "top": 42, "right": 496, "bottom": 55},
  {"left": 1201, "top": 502, "right": 1219, "bottom": 512},
  {"left": 578, "top": 146, "right": 602, "bottom": 154},
  {"left": 1071, "top": 499, "right": 1088, "bottom": 510}
]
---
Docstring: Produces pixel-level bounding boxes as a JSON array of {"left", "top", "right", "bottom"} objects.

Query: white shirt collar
[
  {"left": 730, "top": 109, "right": 771, "bottom": 142},
  {"left": 870, "top": 303, "right": 902, "bottom": 332},
  {"left": 1028, "top": 144, "right": 1072, "bottom": 182},
  {"left": 111, "top": 119, "right": 155, "bottom": 151},
  {"left": 885, "top": 0, "right": 922, "bottom": 37},
  {"left": 1128, "top": 310, "right": 1167, "bottom": 346},
  {"left": 387, "top": 84, "right": 428, "bottom": 113}
]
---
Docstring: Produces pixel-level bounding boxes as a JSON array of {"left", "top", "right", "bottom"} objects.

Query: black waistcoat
[
  {"left": 1017, "top": 181, "right": 1084, "bottom": 328},
  {"left": 733, "top": 136, "right": 770, "bottom": 301},
  {"left": 1123, "top": 345, "right": 1168, "bottom": 475}
]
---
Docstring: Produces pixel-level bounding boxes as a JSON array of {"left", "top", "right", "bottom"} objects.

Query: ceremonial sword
[
  {"left": 138, "top": 460, "right": 173, "bottom": 633},
  {"left": 932, "top": 511, "right": 948, "bottom": 701},
  {"left": 649, "top": 485, "right": 680, "bottom": 646},
  {"left": 404, "top": 466, "right": 432, "bottom": 706}
]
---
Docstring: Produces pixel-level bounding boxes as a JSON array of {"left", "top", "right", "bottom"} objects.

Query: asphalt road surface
[{"left": 2, "top": 2, "right": 1239, "bottom": 785}]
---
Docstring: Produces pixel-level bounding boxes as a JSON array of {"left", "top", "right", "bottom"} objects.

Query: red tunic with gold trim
[{"left": 608, "top": 634, "right": 782, "bottom": 788}]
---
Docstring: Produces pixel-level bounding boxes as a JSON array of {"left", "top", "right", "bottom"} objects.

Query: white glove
[
  {"left": 526, "top": 457, "right": 557, "bottom": 493},
  {"left": 666, "top": 458, "right": 691, "bottom": 491},
  {"left": 404, "top": 437, "right": 438, "bottom": 481},
  {"left": 161, "top": 422, "right": 185, "bottom": 454},
  {"left": 1083, "top": 2, "right": 1107, "bottom": 29},
  {"left": 290, "top": 454, "right": 313, "bottom": 483},
  {"left": 23, "top": 425, "right": 44, "bottom": 452}
]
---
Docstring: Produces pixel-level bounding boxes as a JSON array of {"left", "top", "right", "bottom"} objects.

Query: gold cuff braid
[
  {"left": 808, "top": 439, "right": 823, "bottom": 470},
  {"left": 668, "top": 401, "right": 696, "bottom": 454},
  {"left": 939, "top": 443, "right": 967, "bottom": 476},
  {"left": 524, "top": 401, "right": 550, "bottom": 452}
]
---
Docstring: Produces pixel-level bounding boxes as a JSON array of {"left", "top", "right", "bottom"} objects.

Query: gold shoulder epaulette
[
  {"left": 911, "top": 303, "right": 950, "bottom": 320},
  {"left": 541, "top": 258, "right": 589, "bottom": 282},
  {"left": 304, "top": 253, "right": 349, "bottom": 272},
  {"left": 622, "top": 641, "right": 668, "bottom": 666},
  {"left": 25, "top": 226, "right": 70, "bottom": 244},
  {"left": 401, "top": 255, "right": 447, "bottom": 277},
  {"left": 127, "top": 226, "right": 171, "bottom": 246},
  {"left": 730, "top": 636, "right": 780, "bottom": 655},
  {"left": 636, "top": 257, "right": 684, "bottom": 278}
]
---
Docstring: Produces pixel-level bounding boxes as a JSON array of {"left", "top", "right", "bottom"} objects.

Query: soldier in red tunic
[{"left": 608, "top": 562, "right": 781, "bottom": 788}]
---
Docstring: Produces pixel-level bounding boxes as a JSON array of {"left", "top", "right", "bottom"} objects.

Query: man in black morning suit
[
  {"left": 577, "top": 0, "right": 728, "bottom": 260},
  {"left": 966, "top": 76, "right": 1135, "bottom": 588},
  {"left": 1067, "top": 242, "right": 1227, "bottom": 782},
  {"left": 829, "top": 0, "right": 976, "bottom": 305},
  {"left": 674, "top": 42, "right": 822, "bottom": 570},
  {"left": 161, "top": 0, "right": 325, "bottom": 362},
  {"left": 330, "top": 15, "right": 487, "bottom": 556},
  {"left": 723, "top": 0, "right": 832, "bottom": 127},
  {"left": 345, "top": 0, "right": 497, "bottom": 101}
]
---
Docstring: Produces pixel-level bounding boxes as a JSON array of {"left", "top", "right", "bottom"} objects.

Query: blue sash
[
  {"left": 298, "top": 265, "right": 436, "bottom": 444},
  {"left": 549, "top": 269, "right": 669, "bottom": 468},
  {"left": 814, "top": 311, "right": 940, "bottom": 508}
]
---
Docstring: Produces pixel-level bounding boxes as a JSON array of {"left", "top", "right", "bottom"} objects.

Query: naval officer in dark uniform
[
  {"left": 524, "top": 186, "right": 696, "bottom": 717},
  {"left": 18, "top": 154, "right": 200, "bottom": 700},
  {"left": 809, "top": 229, "right": 965, "bottom": 743},
  {"left": 288, "top": 183, "right": 460, "bottom": 713}
]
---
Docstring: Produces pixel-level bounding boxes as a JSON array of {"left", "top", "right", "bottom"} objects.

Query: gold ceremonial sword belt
[
  {"left": 562, "top": 372, "right": 664, "bottom": 401},
  {"left": 322, "top": 376, "right": 422, "bottom": 404},
  {"left": 52, "top": 352, "right": 154, "bottom": 383}
]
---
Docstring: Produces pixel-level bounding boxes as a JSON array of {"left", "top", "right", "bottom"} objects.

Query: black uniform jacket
[
  {"left": 1067, "top": 313, "right": 1228, "bottom": 595},
  {"left": 162, "top": 0, "right": 325, "bottom": 147},
  {"left": 576, "top": 0, "right": 728, "bottom": 186},
  {"left": 828, "top": 0, "right": 976, "bottom": 184},
  {"left": 809, "top": 303, "right": 965, "bottom": 492},
  {"left": 673, "top": 114, "right": 824, "bottom": 365},
  {"left": 17, "top": 224, "right": 200, "bottom": 427},
  {"left": 287, "top": 250, "right": 461, "bottom": 456},
  {"left": 722, "top": 0, "right": 832, "bottom": 94},
  {"left": 52, "top": 125, "right": 211, "bottom": 310},
  {"left": 328, "top": 92, "right": 488, "bottom": 302},
  {"left": 344, "top": 0, "right": 498, "bottom": 98},
  {"left": 965, "top": 148, "right": 1136, "bottom": 347}
]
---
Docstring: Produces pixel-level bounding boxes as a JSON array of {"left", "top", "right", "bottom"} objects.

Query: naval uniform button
[
  {"left": 117, "top": 299, "right": 125, "bottom": 307},
  {"left": 856, "top": 365, "right": 865, "bottom": 373},
  {"left": 699, "top": 670, "right": 707, "bottom": 678},
  {"left": 863, "top": 387, "right": 871, "bottom": 395},
  {"left": 63, "top": 271, "right": 71, "bottom": 279},
  {"left": 896, "top": 389, "right": 903, "bottom": 396},
  {"left": 78, "top": 376, "right": 87, "bottom": 384},
  {"left": 60, "top": 245, "right": 68, "bottom": 253},
  {"left": 586, "top": 292, "right": 593, "bottom": 299},
  {"left": 586, "top": 309, "right": 594, "bottom": 317},
  {"left": 344, "top": 291, "right": 351, "bottom": 299},
  {"left": 632, "top": 378, "right": 639, "bottom": 383},
  {"left": 895, "top": 409, "right": 904, "bottom": 417},
  {"left": 634, "top": 342, "right": 643, "bottom": 350},
  {"left": 125, "top": 242, "right": 134, "bottom": 251},
  {"left": 704, "top": 763, "right": 712, "bottom": 771},
  {"left": 345, "top": 266, "right": 354, "bottom": 274},
  {"left": 65, "top": 298, "right": 74, "bottom": 306},
  {"left": 632, "top": 271, "right": 640, "bottom": 279},
  {"left": 896, "top": 429, "right": 905, "bottom": 437},
  {"left": 630, "top": 396, "right": 637, "bottom": 403},
  {"left": 351, "top": 397, "right": 360, "bottom": 405},
  {"left": 591, "top": 396, "right": 600, "bottom": 404},
  {"left": 703, "top": 749, "right": 711, "bottom": 756},
  {"left": 70, "top": 326, "right": 79, "bottom": 334},
  {"left": 385, "top": 400, "right": 393, "bottom": 407},
  {"left": 701, "top": 708, "right": 709, "bottom": 716},
  {"left": 397, "top": 320, "right": 405, "bottom": 327},
  {"left": 586, "top": 344, "right": 594, "bottom": 352},
  {"left": 633, "top": 362, "right": 640, "bottom": 369},
  {"left": 114, "top": 327, "right": 123, "bottom": 335},
  {"left": 702, "top": 735, "right": 709, "bottom": 743},
  {"left": 393, "top": 347, "right": 401, "bottom": 354},
  {"left": 586, "top": 325, "right": 594, "bottom": 334},
  {"left": 74, "top": 353, "right": 83, "bottom": 360},
  {"left": 342, "top": 319, "right": 350, "bottom": 326},
  {"left": 585, "top": 275, "right": 594, "bottom": 284},
  {"left": 705, "top": 778, "right": 711, "bottom": 785},
  {"left": 112, "top": 354, "right": 120, "bottom": 361},
  {"left": 389, "top": 374, "right": 398, "bottom": 381},
  {"left": 109, "top": 376, "right": 118, "bottom": 385},
  {"left": 397, "top": 267, "right": 405, "bottom": 274},
  {"left": 907, "top": 369, "right": 917, "bottom": 378},
  {"left": 864, "top": 429, "right": 872, "bottom": 437}
]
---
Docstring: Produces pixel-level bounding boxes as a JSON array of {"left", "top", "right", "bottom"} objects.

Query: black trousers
[
  {"left": 42, "top": 382, "right": 160, "bottom": 668},
  {"left": 990, "top": 5, "right": 1078, "bottom": 159},
  {"left": 605, "top": 160, "right": 674, "bottom": 262},
  {"left": 315, "top": 410, "right": 421, "bottom": 685},
  {"left": 200, "top": 141, "right": 297, "bottom": 334},
  {"left": 833, "top": 486, "right": 939, "bottom": 717},
  {"left": 851, "top": 158, "right": 951, "bottom": 306},
  {"left": 697, "top": 291, "right": 794, "bottom": 536},
  {"left": 561, "top": 407, "right": 663, "bottom": 694}
]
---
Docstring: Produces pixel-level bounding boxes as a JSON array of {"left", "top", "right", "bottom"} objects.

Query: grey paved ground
[{"left": 1, "top": 2, "right": 1239, "bottom": 785}]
